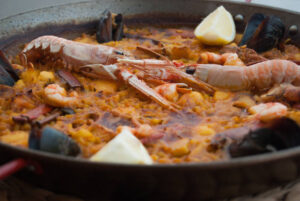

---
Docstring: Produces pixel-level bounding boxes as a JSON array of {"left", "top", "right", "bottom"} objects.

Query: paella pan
[{"left": 1, "top": 0, "right": 300, "bottom": 200}]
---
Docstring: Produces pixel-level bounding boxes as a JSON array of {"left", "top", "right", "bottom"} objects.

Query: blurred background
[{"left": 0, "top": 0, "right": 299, "bottom": 19}]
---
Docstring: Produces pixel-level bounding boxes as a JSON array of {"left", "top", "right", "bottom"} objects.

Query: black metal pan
[{"left": 0, "top": 1, "right": 300, "bottom": 200}]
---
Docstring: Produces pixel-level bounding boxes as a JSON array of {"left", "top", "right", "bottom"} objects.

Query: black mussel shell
[
  {"left": 239, "top": 13, "right": 266, "bottom": 46},
  {"left": 96, "top": 9, "right": 113, "bottom": 43},
  {"left": 229, "top": 117, "right": 300, "bottom": 158},
  {"left": 0, "top": 64, "right": 15, "bottom": 86},
  {"left": 113, "top": 14, "right": 124, "bottom": 41},
  {"left": 0, "top": 50, "right": 19, "bottom": 86},
  {"left": 0, "top": 51, "right": 19, "bottom": 81},
  {"left": 96, "top": 10, "right": 124, "bottom": 43},
  {"left": 29, "top": 126, "right": 81, "bottom": 157},
  {"left": 239, "top": 13, "right": 285, "bottom": 53}
]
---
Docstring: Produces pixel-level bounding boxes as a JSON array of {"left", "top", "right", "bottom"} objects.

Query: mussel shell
[
  {"left": 29, "top": 126, "right": 81, "bottom": 157},
  {"left": 229, "top": 117, "right": 300, "bottom": 158},
  {"left": 0, "top": 64, "right": 15, "bottom": 86},
  {"left": 239, "top": 13, "right": 266, "bottom": 46},
  {"left": 0, "top": 51, "right": 19, "bottom": 81},
  {"left": 96, "top": 9, "right": 113, "bottom": 43},
  {"left": 113, "top": 14, "right": 124, "bottom": 41},
  {"left": 239, "top": 13, "right": 285, "bottom": 53}
]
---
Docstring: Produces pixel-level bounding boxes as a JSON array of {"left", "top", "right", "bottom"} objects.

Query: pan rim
[
  {"left": 1, "top": 0, "right": 300, "bottom": 169},
  {"left": 0, "top": 0, "right": 299, "bottom": 22},
  {"left": 2, "top": 140, "right": 300, "bottom": 169}
]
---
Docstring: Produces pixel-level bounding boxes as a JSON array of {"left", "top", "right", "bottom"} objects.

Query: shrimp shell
[
  {"left": 194, "top": 59, "right": 300, "bottom": 91},
  {"left": 20, "top": 35, "right": 122, "bottom": 71}
]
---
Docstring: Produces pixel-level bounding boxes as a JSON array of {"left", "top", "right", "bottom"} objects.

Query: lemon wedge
[{"left": 194, "top": 6, "right": 235, "bottom": 45}]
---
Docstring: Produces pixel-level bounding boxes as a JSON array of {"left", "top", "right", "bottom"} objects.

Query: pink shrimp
[
  {"left": 198, "top": 52, "right": 245, "bottom": 66},
  {"left": 249, "top": 102, "right": 287, "bottom": 122},
  {"left": 154, "top": 83, "right": 191, "bottom": 102},
  {"left": 44, "top": 84, "right": 78, "bottom": 107},
  {"left": 193, "top": 59, "right": 300, "bottom": 91}
]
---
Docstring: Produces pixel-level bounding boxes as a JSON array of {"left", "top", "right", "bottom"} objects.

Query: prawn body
[{"left": 194, "top": 60, "right": 300, "bottom": 91}]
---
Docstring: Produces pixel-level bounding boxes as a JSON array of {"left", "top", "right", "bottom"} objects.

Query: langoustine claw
[
  {"left": 192, "top": 59, "right": 300, "bottom": 91},
  {"left": 118, "top": 58, "right": 215, "bottom": 95},
  {"left": 80, "top": 63, "right": 180, "bottom": 111}
]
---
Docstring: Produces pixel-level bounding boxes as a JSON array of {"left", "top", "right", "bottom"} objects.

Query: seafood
[
  {"left": 0, "top": 51, "right": 18, "bottom": 86},
  {"left": 81, "top": 64, "right": 180, "bottom": 110},
  {"left": 21, "top": 36, "right": 214, "bottom": 110},
  {"left": 229, "top": 117, "right": 300, "bottom": 158},
  {"left": 220, "top": 45, "right": 267, "bottom": 65},
  {"left": 0, "top": 50, "right": 19, "bottom": 81},
  {"left": 239, "top": 13, "right": 285, "bottom": 53},
  {"left": 154, "top": 83, "right": 190, "bottom": 102},
  {"left": 96, "top": 10, "right": 124, "bottom": 43},
  {"left": 44, "top": 84, "right": 78, "bottom": 107},
  {"left": 261, "top": 83, "right": 300, "bottom": 102},
  {"left": 113, "top": 14, "right": 124, "bottom": 41},
  {"left": 4, "top": 21, "right": 300, "bottom": 164},
  {"left": 29, "top": 126, "right": 81, "bottom": 156},
  {"left": 96, "top": 10, "right": 113, "bottom": 43},
  {"left": 193, "top": 59, "right": 300, "bottom": 91},
  {"left": 20, "top": 35, "right": 126, "bottom": 70},
  {"left": 249, "top": 102, "right": 288, "bottom": 122},
  {"left": 208, "top": 126, "right": 255, "bottom": 152},
  {"left": 118, "top": 58, "right": 215, "bottom": 95},
  {"left": 198, "top": 52, "right": 245, "bottom": 66}
]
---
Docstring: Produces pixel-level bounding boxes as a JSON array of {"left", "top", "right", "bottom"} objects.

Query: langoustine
[
  {"left": 192, "top": 59, "right": 300, "bottom": 91},
  {"left": 20, "top": 35, "right": 126, "bottom": 70},
  {"left": 20, "top": 35, "right": 215, "bottom": 110}
]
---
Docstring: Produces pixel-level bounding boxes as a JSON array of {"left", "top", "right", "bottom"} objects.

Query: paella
[{"left": 1, "top": 6, "right": 300, "bottom": 164}]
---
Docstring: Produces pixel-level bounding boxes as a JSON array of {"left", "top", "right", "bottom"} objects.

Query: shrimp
[
  {"left": 249, "top": 102, "right": 287, "bottom": 122},
  {"left": 193, "top": 59, "right": 300, "bottom": 91},
  {"left": 198, "top": 52, "right": 245, "bottom": 66},
  {"left": 154, "top": 83, "right": 191, "bottom": 102},
  {"left": 261, "top": 83, "right": 300, "bottom": 102},
  {"left": 44, "top": 84, "right": 78, "bottom": 107}
]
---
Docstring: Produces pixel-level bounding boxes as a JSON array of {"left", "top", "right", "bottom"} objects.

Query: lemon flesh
[{"left": 194, "top": 6, "right": 236, "bottom": 46}]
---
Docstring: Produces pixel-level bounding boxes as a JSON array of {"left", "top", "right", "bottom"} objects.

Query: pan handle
[
  {"left": 0, "top": 158, "right": 43, "bottom": 180},
  {"left": 0, "top": 158, "right": 28, "bottom": 179}
]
